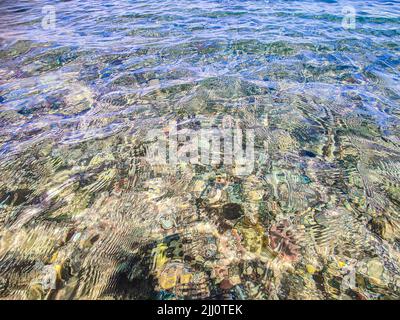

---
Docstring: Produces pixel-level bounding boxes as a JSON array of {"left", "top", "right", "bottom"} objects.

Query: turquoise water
[{"left": 0, "top": 0, "right": 400, "bottom": 299}]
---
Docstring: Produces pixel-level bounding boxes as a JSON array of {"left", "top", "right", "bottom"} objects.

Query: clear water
[{"left": 0, "top": 0, "right": 400, "bottom": 300}]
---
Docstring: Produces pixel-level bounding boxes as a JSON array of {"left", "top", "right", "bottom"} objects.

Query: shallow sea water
[{"left": 1, "top": 0, "right": 400, "bottom": 300}]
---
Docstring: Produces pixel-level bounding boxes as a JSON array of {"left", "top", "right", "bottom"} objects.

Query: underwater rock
[
  {"left": 158, "top": 213, "right": 176, "bottom": 230},
  {"left": 219, "top": 278, "right": 234, "bottom": 290},
  {"left": 41, "top": 264, "right": 58, "bottom": 291},
  {"left": 234, "top": 219, "right": 268, "bottom": 256},
  {"left": 299, "top": 150, "right": 317, "bottom": 158},
  {"left": 158, "top": 262, "right": 193, "bottom": 294},
  {"left": 222, "top": 203, "right": 243, "bottom": 220},
  {"left": 269, "top": 220, "right": 300, "bottom": 262},
  {"left": 362, "top": 258, "right": 385, "bottom": 286}
]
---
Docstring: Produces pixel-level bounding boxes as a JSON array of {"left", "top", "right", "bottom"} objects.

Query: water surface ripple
[{"left": 1, "top": 0, "right": 400, "bottom": 300}]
